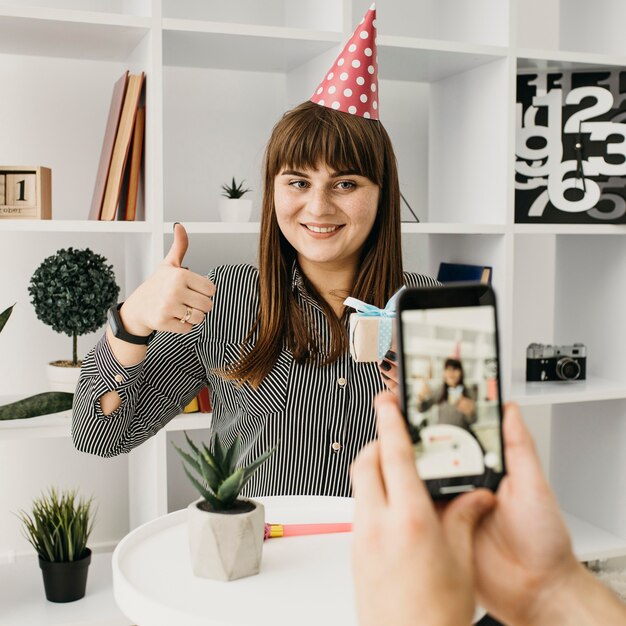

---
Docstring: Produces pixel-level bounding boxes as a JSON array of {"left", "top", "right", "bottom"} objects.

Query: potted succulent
[
  {"left": 17, "top": 487, "right": 95, "bottom": 603},
  {"left": 219, "top": 177, "right": 253, "bottom": 222},
  {"left": 28, "top": 247, "right": 119, "bottom": 393},
  {"left": 0, "top": 303, "right": 74, "bottom": 420},
  {"left": 173, "top": 431, "right": 276, "bottom": 581}
]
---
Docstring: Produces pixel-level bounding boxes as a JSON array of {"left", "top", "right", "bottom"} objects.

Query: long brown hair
[{"left": 223, "top": 101, "right": 404, "bottom": 388}]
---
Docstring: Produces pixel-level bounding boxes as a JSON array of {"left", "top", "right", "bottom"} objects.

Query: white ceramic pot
[
  {"left": 218, "top": 198, "right": 252, "bottom": 222},
  {"left": 187, "top": 497, "right": 265, "bottom": 581},
  {"left": 46, "top": 362, "right": 82, "bottom": 393}
]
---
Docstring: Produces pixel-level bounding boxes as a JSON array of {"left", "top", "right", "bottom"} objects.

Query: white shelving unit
[{"left": 1, "top": 4, "right": 626, "bottom": 610}]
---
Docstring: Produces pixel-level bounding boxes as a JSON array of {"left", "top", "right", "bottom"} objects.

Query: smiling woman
[
  {"left": 225, "top": 99, "right": 405, "bottom": 388},
  {"left": 71, "top": 5, "right": 439, "bottom": 500}
]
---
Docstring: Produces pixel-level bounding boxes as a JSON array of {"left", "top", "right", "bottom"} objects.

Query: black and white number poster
[{"left": 516, "top": 70, "right": 626, "bottom": 224}]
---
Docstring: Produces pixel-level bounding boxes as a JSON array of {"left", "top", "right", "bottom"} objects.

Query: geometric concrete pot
[{"left": 187, "top": 497, "right": 265, "bottom": 581}]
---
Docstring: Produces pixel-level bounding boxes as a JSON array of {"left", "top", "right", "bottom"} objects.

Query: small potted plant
[
  {"left": 173, "top": 431, "right": 276, "bottom": 581},
  {"left": 0, "top": 302, "right": 75, "bottom": 420},
  {"left": 28, "top": 247, "right": 120, "bottom": 392},
  {"left": 17, "top": 487, "right": 95, "bottom": 603},
  {"left": 219, "top": 176, "right": 253, "bottom": 222}
]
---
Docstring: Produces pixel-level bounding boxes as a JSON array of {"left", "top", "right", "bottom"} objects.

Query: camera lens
[{"left": 556, "top": 357, "right": 581, "bottom": 381}]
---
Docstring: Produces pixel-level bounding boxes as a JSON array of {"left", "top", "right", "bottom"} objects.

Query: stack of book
[
  {"left": 89, "top": 71, "right": 146, "bottom": 221},
  {"left": 183, "top": 386, "right": 212, "bottom": 414},
  {"left": 437, "top": 262, "right": 493, "bottom": 285}
]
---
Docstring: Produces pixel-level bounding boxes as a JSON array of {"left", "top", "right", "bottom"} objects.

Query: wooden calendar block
[{"left": 0, "top": 166, "right": 51, "bottom": 219}]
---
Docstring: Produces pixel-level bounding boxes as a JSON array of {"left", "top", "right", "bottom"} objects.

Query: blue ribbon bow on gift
[
  {"left": 343, "top": 286, "right": 405, "bottom": 318},
  {"left": 344, "top": 287, "right": 406, "bottom": 360}
]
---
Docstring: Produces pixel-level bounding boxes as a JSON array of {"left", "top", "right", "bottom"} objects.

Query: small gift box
[{"left": 344, "top": 288, "right": 404, "bottom": 363}]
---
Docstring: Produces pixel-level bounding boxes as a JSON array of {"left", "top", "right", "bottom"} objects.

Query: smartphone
[{"left": 396, "top": 283, "right": 506, "bottom": 498}]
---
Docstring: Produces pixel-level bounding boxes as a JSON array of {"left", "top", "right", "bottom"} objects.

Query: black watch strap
[{"left": 107, "top": 303, "right": 156, "bottom": 345}]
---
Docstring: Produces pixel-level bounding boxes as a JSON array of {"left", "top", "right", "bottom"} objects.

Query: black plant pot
[{"left": 38, "top": 548, "right": 91, "bottom": 603}]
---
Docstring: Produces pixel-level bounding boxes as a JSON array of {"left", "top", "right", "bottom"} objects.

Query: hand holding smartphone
[{"left": 397, "top": 283, "right": 506, "bottom": 499}]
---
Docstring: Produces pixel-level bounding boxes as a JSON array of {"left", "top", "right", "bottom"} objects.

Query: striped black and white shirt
[{"left": 72, "top": 263, "right": 438, "bottom": 497}]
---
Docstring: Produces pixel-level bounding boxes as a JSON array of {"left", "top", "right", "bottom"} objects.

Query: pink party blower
[{"left": 264, "top": 522, "right": 352, "bottom": 541}]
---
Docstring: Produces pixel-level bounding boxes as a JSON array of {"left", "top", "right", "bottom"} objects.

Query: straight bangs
[{"left": 265, "top": 101, "right": 385, "bottom": 187}]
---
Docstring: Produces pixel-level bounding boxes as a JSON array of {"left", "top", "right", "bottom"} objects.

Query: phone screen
[{"left": 398, "top": 285, "right": 505, "bottom": 496}]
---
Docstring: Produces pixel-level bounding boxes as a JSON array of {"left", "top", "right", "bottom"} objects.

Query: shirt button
[
  {"left": 337, "top": 377, "right": 346, "bottom": 387},
  {"left": 114, "top": 374, "right": 124, "bottom": 383},
  {"left": 331, "top": 442, "right": 342, "bottom": 452}
]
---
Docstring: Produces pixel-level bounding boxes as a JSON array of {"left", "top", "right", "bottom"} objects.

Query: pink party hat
[
  {"left": 310, "top": 3, "right": 379, "bottom": 120},
  {"left": 451, "top": 342, "right": 462, "bottom": 359}
]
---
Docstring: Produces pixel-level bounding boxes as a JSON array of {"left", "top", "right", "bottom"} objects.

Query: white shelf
[
  {"left": 0, "top": 409, "right": 72, "bottom": 440},
  {"left": 162, "top": 19, "right": 342, "bottom": 71},
  {"left": 0, "top": 8, "right": 150, "bottom": 61},
  {"left": 510, "top": 376, "right": 626, "bottom": 407},
  {"left": 0, "top": 4, "right": 150, "bottom": 24},
  {"left": 517, "top": 47, "right": 626, "bottom": 72},
  {"left": 165, "top": 221, "right": 261, "bottom": 234},
  {"left": 514, "top": 224, "right": 626, "bottom": 236},
  {"left": 401, "top": 223, "right": 506, "bottom": 234},
  {"left": 0, "top": 220, "right": 153, "bottom": 233},
  {"left": 0, "top": 551, "right": 132, "bottom": 626},
  {"left": 565, "top": 512, "right": 626, "bottom": 562},
  {"left": 163, "top": 412, "right": 211, "bottom": 432},
  {"left": 379, "top": 36, "right": 507, "bottom": 82},
  {"left": 0, "top": 409, "right": 211, "bottom": 440},
  {"left": 160, "top": 21, "right": 507, "bottom": 79}
]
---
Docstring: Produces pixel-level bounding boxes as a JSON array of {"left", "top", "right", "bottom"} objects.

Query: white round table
[
  {"left": 113, "top": 496, "right": 485, "bottom": 626},
  {"left": 113, "top": 496, "right": 357, "bottom": 626}
]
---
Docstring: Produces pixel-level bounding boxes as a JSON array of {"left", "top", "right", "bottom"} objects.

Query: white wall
[{"left": 0, "top": 437, "right": 128, "bottom": 561}]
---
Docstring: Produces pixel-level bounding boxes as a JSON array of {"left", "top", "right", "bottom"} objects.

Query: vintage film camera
[{"left": 526, "top": 343, "right": 587, "bottom": 382}]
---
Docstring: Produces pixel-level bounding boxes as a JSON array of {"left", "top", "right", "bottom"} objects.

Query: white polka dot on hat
[{"left": 310, "top": 3, "right": 379, "bottom": 120}]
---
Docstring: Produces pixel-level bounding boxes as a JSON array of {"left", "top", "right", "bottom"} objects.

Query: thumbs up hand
[{"left": 119, "top": 223, "right": 216, "bottom": 336}]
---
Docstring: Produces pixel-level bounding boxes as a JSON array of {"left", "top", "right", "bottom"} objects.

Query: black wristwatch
[{"left": 107, "top": 303, "right": 156, "bottom": 345}]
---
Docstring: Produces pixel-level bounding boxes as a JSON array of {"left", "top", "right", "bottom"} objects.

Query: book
[
  {"left": 100, "top": 72, "right": 145, "bottom": 221},
  {"left": 197, "top": 386, "right": 212, "bottom": 413},
  {"left": 88, "top": 71, "right": 129, "bottom": 220},
  {"left": 183, "top": 396, "right": 199, "bottom": 413},
  {"left": 123, "top": 105, "right": 145, "bottom": 221},
  {"left": 437, "top": 262, "right": 492, "bottom": 285}
]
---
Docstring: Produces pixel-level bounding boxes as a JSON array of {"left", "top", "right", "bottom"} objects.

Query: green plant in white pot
[
  {"left": 219, "top": 177, "right": 252, "bottom": 222},
  {"left": 173, "top": 431, "right": 276, "bottom": 581},
  {"left": 17, "top": 488, "right": 95, "bottom": 603},
  {"left": 0, "top": 302, "right": 75, "bottom": 420},
  {"left": 28, "top": 247, "right": 119, "bottom": 393}
]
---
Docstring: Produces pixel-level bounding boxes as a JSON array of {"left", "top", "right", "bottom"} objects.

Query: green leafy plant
[
  {"left": 28, "top": 247, "right": 120, "bottom": 366},
  {"left": 221, "top": 177, "right": 251, "bottom": 199},
  {"left": 0, "top": 303, "right": 74, "bottom": 420},
  {"left": 17, "top": 488, "right": 95, "bottom": 562},
  {"left": 0, "top": 303, "right": 15, "bottom": 335},
  {"left": 173, "top": 431, "right": 276, "bottom": 511}
]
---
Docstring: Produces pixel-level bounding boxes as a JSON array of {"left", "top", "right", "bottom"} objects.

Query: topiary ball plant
[{"left": 28, "top": 247, "right": 120, "bottom": 366}]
